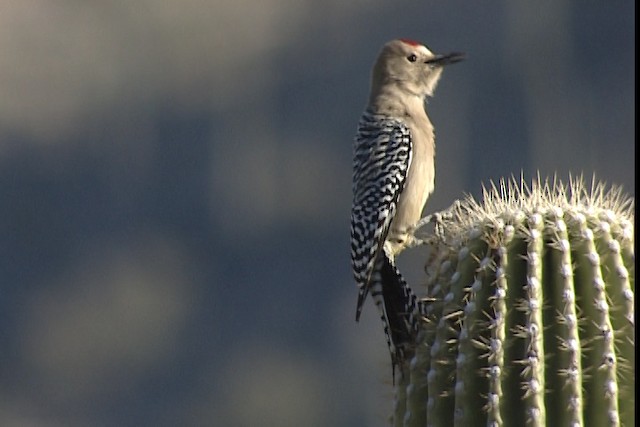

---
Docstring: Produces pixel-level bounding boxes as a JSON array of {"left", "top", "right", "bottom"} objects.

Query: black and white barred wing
[{"left": 350, "top": 112, "right": 412, "bottom": 321}]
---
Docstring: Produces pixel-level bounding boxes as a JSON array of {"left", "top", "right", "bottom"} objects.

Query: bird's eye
[{"left": 407, "top": 54, "right": 417, "bottom": 63}]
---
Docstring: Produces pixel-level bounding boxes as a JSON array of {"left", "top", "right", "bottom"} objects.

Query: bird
[{"left": 350, "top": 38, "right": 464, "bottom": 378}]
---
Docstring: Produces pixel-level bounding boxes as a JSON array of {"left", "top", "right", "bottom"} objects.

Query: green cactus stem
[{"left": 393, "top": 176, "right": 634, "bottom": 427}]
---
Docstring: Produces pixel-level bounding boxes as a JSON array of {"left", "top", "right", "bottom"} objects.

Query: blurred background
[{"left": 0, "top": 1, "right": 634, "bottom": 426}]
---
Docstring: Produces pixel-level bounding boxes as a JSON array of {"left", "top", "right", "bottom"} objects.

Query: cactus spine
[{"left": 395, "top": 177, "right": 634, "bottom": 427}]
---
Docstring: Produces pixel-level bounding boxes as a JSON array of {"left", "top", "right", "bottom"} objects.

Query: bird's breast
[{"left": 386, "top": 119, "right": 435, "bottom": 255}]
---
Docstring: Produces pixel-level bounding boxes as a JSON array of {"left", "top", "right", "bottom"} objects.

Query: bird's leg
[{"left": 410, "top": 199, "right": 464, "bottom": 245}]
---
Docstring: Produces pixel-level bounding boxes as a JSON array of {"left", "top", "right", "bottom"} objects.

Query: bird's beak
[{"left": 425, "top": 52, "right": 465, "bottom": 66}]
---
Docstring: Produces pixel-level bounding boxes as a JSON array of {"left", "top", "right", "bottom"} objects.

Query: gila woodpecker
[{"left": 350, "top": 38, "right": 464, "bottom": 377}]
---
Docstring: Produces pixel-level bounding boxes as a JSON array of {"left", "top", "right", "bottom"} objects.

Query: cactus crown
[{"left": 418, "top": 174, "right": 633, "bottom": 244}]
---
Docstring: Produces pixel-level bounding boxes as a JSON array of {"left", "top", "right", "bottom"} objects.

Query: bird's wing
[{"left": 350, "top": 112, "right": 412, "bottom": 321}]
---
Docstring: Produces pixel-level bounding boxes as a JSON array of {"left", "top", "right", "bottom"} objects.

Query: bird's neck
[{"left": 368, "top": 87, "right": 428, "bottom": 120}]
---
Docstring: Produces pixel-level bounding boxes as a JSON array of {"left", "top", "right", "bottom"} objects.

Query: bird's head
[{"left": 371, "top": 39, "right": 464, "bottom": 99}]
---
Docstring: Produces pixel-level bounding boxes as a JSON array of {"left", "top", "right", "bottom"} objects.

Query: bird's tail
[{"left": 368, "top": 253, "right": 424, "bottom": 382}]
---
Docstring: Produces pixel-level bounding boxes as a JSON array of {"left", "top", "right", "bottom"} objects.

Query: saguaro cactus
[{"left": 394, "top": 176, "right": 634, "bottom": 427}]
